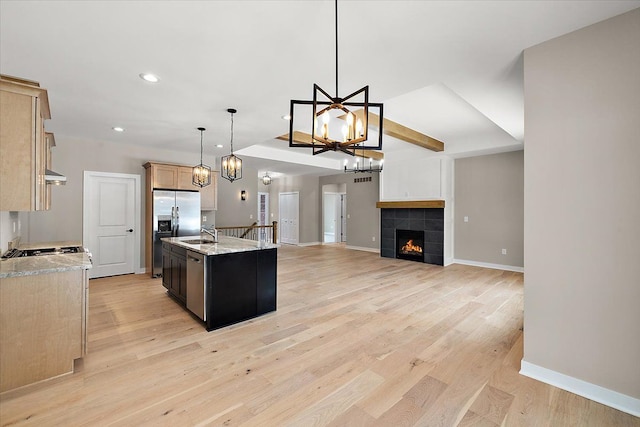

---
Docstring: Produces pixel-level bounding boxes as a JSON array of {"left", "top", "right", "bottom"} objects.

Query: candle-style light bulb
[
  {"left": 356, "top": 118, "right": 363, "bottom": 137},
  {"left": 346, "top": 112, "right": 354, "bottom": 140},
  {"left": 341, "top": 125, "right": 348, "bottom": 142}
]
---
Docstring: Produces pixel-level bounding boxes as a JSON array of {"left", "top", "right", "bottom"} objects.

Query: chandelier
[
  {"left": 288, "top": 0, "right": 383, "bottom": 156},
  {"left": 262, "top": 172, "right": 272, "bottom": 185},
  {"left": 221, "top": 108, "right": 242, "bottom": 182},
  {"left": 192, "top": 127, "right": 211, "bottom": 187},
  {"left": 344, "top": 145, "right": 383, "bottom": 173}
]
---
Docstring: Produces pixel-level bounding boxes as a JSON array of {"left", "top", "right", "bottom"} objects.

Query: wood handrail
[{"left": 215, "top": 221, "right": 278, "bottom": 243}]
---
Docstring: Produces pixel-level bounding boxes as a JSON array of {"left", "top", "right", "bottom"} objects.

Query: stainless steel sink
[{"left": 182, "top": 239, "right": 216, "bottom": 245}]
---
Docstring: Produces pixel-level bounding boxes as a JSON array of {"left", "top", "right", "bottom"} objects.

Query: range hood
[{"left": 44, "top": 169, "right": 67, "bottom": 185}]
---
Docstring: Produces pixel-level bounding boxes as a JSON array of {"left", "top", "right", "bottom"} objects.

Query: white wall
[
  {"left": 0, "top": 211, "right": 21, "bottom": 253},
  {"left": 381, "top": 153, "right": 442, "bottom": 200},
  {"left": 523, "top": 8, "right": 640, "bottom": 412}
]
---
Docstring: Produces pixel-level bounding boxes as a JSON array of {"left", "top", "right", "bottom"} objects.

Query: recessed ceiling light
[
  {"left": 139, "top": 73, "right": 159, "bottom": 83},
  {"left": 112, "top": 126, "right": 125, "bottom": 132},
  {"left": 281, "top": 114, "right": 291, "bottom": 121},
  {"left": 216, "top": 144, "right": 223, "bottom": 148}
]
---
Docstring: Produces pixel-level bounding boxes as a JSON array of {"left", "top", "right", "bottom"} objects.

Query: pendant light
[
  {"left": 262, "top": 172, "right": 272, "bottom": 186},
  {"left": 344, "top": 144, "right": 383, "bottom": 174},
  {"left": 221, "top": 108, "right": 242, "bottom": 182},
  {"left": 192, "top": 127, "right": 211, "bottom": 187},
  {"left": 288, "top": 0, "right": 383, "bottom": 156}
]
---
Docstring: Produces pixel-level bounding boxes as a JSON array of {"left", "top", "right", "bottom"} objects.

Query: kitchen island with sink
[{"left": 161, "top": 235, "right": 277, "bottom": 331}]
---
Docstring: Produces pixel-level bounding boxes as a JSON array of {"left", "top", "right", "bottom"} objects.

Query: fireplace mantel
[{"left": 376, "top": 200, "right": 445, "bottom": 209}]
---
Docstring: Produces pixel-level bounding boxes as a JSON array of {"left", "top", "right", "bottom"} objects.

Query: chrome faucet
[{"left": 201, "top": 227, "right": 218, "bottom": 242}]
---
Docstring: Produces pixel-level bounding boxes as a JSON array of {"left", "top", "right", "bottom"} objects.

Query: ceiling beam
[
  {"left": 349, "top": 110, "right": 444, "bottom": 152},
  {"left": 276, "top": 132, "right": 384, "bottom": 160}
]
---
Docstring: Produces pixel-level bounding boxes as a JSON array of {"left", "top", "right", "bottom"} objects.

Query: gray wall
[
  {"left": 213, "top": 163, "right": 259, "bottom": 228},
  {"left": 454, "top": 151, "right": 523, "bottom": 267},
  {"left": 267, "top": 174, "right": 321, "bottom": 245},
  {"left": 319, "top": 173, "right": 380, "bottom": 250},
  {"left": 524, "top": 8, "right": 640, "bottom": 400}
]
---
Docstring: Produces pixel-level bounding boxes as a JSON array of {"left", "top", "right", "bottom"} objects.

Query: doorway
[
  {"left": 83, "top": 171, "right": 140, "bottom": 278},
  {"left": 278, "top": 192, "right": 299, "bottom": 245},
  {"left": 322, "top": 184, "right": 347, "bottom": 244}
]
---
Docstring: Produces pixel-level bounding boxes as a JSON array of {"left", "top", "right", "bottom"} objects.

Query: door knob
[{"left": 126, "top": 229, "right": 134, "bottom": 233}]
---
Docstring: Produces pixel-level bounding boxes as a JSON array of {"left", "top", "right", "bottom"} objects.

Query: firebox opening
[{"left": 396, "top": 229, "right": 425, "bottom": 262}]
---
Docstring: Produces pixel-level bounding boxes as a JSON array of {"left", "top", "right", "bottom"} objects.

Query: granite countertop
[
  {"left": 162, "top": 235, "right": 278, "bottom": 256},
  {"left": 1, "top": 241, "right": 92, "bottom": 278}
]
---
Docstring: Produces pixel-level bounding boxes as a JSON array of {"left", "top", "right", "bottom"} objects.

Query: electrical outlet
[
  {"left": 372, "top": 236, "right": 376, "bottom": 242},
  {"left": 464, "top": 216, "right": 469, "bottom": 222},
  {"left": 250, "top": 214, "right": 253, "bottom": 219},
  {"left": 270, "top": 213, "right": 274, "bottom": 218},
  {"left": 502, "top": 248, "right": 507, "bottom": 255},
  {"left": 202, "top": 215, "right": 207, "bottom": 222}
]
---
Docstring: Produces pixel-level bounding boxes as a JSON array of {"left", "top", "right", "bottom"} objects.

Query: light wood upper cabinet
[
  {"left": 143, "top": 161, "right": 217, "bottom": 209},
  {"left": 0, "top": 75, "right": 51, "bottom": 211},
  {"left": 201, "top": 173, "right": 218, "bottom": 211},
  {"left": 177, "top": 166, "right": 195, "bottom": 190},
  {"left": 152, "top": 163, "right": 180, "bottom": 189}
]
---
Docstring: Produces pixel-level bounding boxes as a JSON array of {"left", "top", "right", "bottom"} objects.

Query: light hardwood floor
[{"left": 1, "top": 245, "right": 637, "bottom": 426}]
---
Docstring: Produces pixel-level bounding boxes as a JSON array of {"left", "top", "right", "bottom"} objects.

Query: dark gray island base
[{"left": 161, "top": 236, "right": 277, "bottom": 331}]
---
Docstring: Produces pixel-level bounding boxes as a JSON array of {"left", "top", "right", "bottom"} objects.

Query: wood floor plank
[{"left": 1, "top": 245, "right": 637, "bottom": 426}]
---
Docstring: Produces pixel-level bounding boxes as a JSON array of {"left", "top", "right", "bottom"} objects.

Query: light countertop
[
  {"left": 0, "top": 241, "right": 92, "bottom": 278},
  {"left": 162, "top": 235, "right": 278, "bottom": 256}
]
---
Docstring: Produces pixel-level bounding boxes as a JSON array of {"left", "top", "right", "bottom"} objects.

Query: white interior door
[
  {"left": 340, "top": 194, "right": 347, "bottom": 242},
  {"left": 279, "top": 192, "right": 299, "bottom": 245},
  {"left": 84, "top": 171, "right": 140, "bottom": 278}
]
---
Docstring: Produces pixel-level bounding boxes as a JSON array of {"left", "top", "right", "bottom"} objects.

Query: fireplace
[
  {"left": 396, "top": 229, "right": 425, "bottom": 262},
  {"left": 380, "top": 207, "right": 444, "bottom": 266}
]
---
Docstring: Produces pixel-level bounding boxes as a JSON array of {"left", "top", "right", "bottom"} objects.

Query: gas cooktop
[{"left": 1, "top": 246, "right": 86, "bottom": 259}]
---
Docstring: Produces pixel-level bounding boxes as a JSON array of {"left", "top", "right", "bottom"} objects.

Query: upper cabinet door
[
  {"left": 200, "top": 173, "right": 217, "bottom": 211},
  {"left": 152, "top": 164, "right": 179, "bottom": 189},
  {"left": 177, "top": 166, "right": 195, "bottom": 190},
  {"left": 0, "top": 76, "right": 50, "bottom": 211}
]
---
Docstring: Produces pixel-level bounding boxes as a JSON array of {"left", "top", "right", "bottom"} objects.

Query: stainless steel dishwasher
[{"left": 186, "top": 250, "right": 206, "bottom": 321}]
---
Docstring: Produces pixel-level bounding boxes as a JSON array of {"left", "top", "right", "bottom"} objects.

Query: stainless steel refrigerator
[{"left": 152, "top": 190, "right": 201, "bottom": 277}]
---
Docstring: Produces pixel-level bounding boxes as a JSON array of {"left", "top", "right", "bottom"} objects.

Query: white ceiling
[{"left": 1, "top": 1, "right": 638, "bottom": 177}]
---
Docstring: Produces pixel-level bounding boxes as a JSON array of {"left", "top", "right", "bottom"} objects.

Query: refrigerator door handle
[{"left": 175, "top": 206, "right": 180, "bottom": 233}]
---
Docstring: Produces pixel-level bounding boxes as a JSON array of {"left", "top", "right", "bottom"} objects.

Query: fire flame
[{"left": 401, "top": 239, "right": 423, "bottom": 254}]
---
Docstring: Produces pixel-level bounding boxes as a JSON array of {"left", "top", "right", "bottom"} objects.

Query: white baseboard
[
  {"left": 298, "top": 241, "right": 321, "bottom": 247},
  {"left": 520, "top": 360, "right": 640, "bottom": 417},
  {"left": 453, "top": 258, "right": 524, "bottom": 273},
  {"left": 136, "top": 267, "right": 146, "bottom": 275},
  {"left": 444, "top": 257, "right": 454, "bottom": 266},
  {"left": 345, "top": 245, "right": 380, "bottom": 253}
]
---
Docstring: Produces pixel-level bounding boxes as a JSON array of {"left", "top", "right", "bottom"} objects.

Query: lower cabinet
[
  {"left": 0, "top": 269, "right": 88, "bottom": 392},
  {"left": 205, "top": 248, "right": 277, "bottom": 331},
  {"left": 161, "top": 243, "right": 187, "bottom": 303}
]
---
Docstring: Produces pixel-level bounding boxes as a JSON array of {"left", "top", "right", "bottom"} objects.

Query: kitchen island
[{"left": 161, "top": 235, "right": 277, "bottom": 331}]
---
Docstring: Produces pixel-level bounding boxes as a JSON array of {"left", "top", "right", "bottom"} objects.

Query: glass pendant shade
[
  {"left": 262, "top": 172, "right": 272, "bottom": 185},
  {"left": 221, "top": 153, "right": 242, "bottom": 182},
  {"left": 192, "top": 127, "right": 211, "bottom": 187},
  {"left": 221, "top": 108, "right": 243, "bottom": 183}
]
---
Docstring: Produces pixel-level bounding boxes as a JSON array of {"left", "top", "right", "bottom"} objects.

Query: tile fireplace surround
[{"left": 378, "top": 201, "right": 444, "bottom": 266}]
